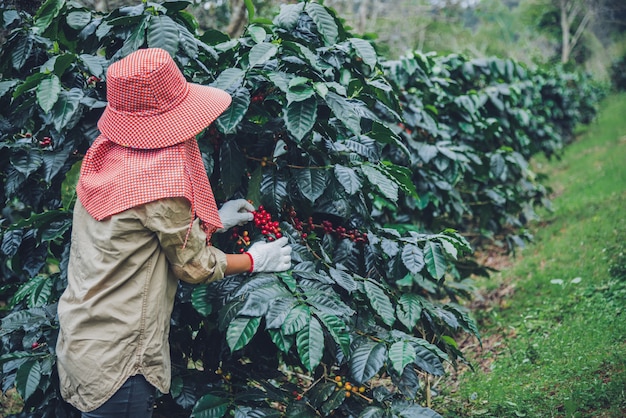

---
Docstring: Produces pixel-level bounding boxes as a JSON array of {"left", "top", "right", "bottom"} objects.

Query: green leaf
[
  {"left": 490, "top": 152, "right": 507, "bottom": 181},
  {"left": 212, "top": 68, "right": 245, "bottom": 91},
  {"left": 42, "top": 143, "right": 73, "bottom": 183},
  {"left": 368, "top": 121, "right": 410, "bottom": 158},
  {"left": 247, "top": 25, "right": 266, "bottom": 44},
  {"left": 10, "top": 151, "right": 43, "bottom": 177},
  {"left": 324, "top": 92, "right": 361, "bottom": 134},
  {"left": 444, "top": 304, "right": 480, "bottom": 340},
  {"left": 282, "top": 305, "right": 310, "bottom": 335},
  {"left": 389, "top": 341, "right": 416, "bottom": 374},
  {"left": 27, "top": 276, "right": 53, "bottom": 308},
  {"left": 381, "top": 161, "right": 418, "bottom": 198},
  {"left": 296, "top": 315, "right": 324, "bottom": 371},
  {"left": 396, "top": 293, "right": 423, "bottom": 330},
  {"left": 363, "top": 279, "right": 395, "bottom": 327},
  {"left": 318, "top": 313, "right": 350, "bottom": 356},
  {"left": 147, "top": 15, "right": 179, "bottom": 57},
  {"left": 268, "top": 329, "right": 293, "bottom": 353},
  {"left": 243, "top": 0, "right": 256, "bottom": 22},
  {"left": 246, "top": 166, "right": 263, "bottom": 206},
  {"left": 218, "top": 300, "right": 244, "bottom": 331},
  {"left": 34, "top": 0, "right": 64, "bottom": 34},
  {"left": 328, "top": 267, "right": 357, "bottom": 293},
  {"left": 238, "top": 282, "right": 290, "bottom": 317},
  {"left": 401, "top": 244, "right": 424, "bottom": 274},
  {"left": 1, "top": 229, "right": 22, "bottom": 259},
  {"left": 226, "top": 316, "right": 261, "bottom": 352},
  {"left": 396, "top": 404, "right": 442, "bottom": 418},
  {"left": 179, "top": 25, "right": 199, "bottom": 58},
  {"left": 273, "top": 3, "right": 305, "bottom": 31},
  {"left": 424, "top": 241, "right": 446, "bottom": 280},
  {"left": 304, "top": 2, "right": 338, "bottom": 45},
  {"left": 41, "top": 218, "right": 71, "bottom": 241},
  {"left": 438, "top": 237, "right": 458, "bottom": 259},
  {"left": 359, "top": 407, "right": 385, "bottom": 418},
  {"left": 349, "top": 340, "right": 386, "bottom": 384},
  {"left": 267, "top": 71, "right": 291, "bottom": 93},
  {"left": 320, "top": 384, "right": 346, "bottom": 416},
  {"left": 191, "top": 393, "right": 229, "bottom": 418},
  {"left": 260, "top": 171, "right": 288, "bottom": 212},
  {"left": 0, "top": 351, "right": 40, "bottom": 366},
  {"left": 191, "top": 284, "right": 212, "bottom": 317},
  {"left": 349, "top": 38, "right": 377, "bottom": 70},
  {"left": 285, "top": 97, "right": 317, "bottom": 142},
  {"left": 10, "top": 275, "right": 46, "bottom": 308},
  {"left": 308, "top": 382, "right": 336, "bottom": 408},
  {"left": 248, "top": 42, "right": 278, "bottom": 67},
  {"left": 80, "top": 54, "right": 107, "bottom": 79},
  {"left": 413, "top": 346, "right": 444, "bottom": 376},
  {"left": 61, "top": 160, "right": 81, "bottom": 210},
  {"left": 13, "top": 73, "right": 46, "bottom": 98},
  {"left": 120, "top": 16, "right": 148, "bottom": 58},
  {"left": 0, "top": 308, "right": 50, "bottom": 336},
  {"left": 333, "top": 165, "right": 361, "bottom": 195},
  {"left": 11, "top": 32, "right": 34, "bottom": 71},
  {"left": 216, "top": 87, "right": 249, "bottom": 134},
  {"left": 15, "top": 360, "right": 42, "bottom": 402},
  {"left": 284, "top": 42, "right": 321, "bottom": 72},
  {"left": 306, "top": 292, "right": 354, "bottom": 317},
  {"left": 51, "top": 88, "right": 83, "bottom": 132},
  {"left": 0, "top": 80, "right": 18, "bottom": 98},
  {"left": 287, "top": 77, "right": 315, "bottom": 103},
  {"left": 265, "top": 297, "right": 296, "bottom": 329},
  {"left": 66, "top": 10, "right": 91, "bottom": 30},
  {"left": 361, "top": 164, "right": 399, "bottom": 202},
  {"left": 293, "top": 168, "right": 327, "bottom": 203},
  {"left": 219, "top": 138, "right": 245, "bottom": 197}
]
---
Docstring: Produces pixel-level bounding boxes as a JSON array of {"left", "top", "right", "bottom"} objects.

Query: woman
[{"left": 56, "top": 48, "right": 292, "bottom": 417}]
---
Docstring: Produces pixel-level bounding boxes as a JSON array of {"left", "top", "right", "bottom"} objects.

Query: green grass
[{"left": 436, "top": 93, "right": 626, "bottom": 418}]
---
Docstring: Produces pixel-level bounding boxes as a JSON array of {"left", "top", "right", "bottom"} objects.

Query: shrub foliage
[{"left": 0, "top": 1, "right": 601, "bottom": 417}]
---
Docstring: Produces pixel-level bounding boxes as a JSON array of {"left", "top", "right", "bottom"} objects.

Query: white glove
[
  {"left": 247, "top": 237, "right": 292, "bottom": 273},
  {"left": 217, "top": 199, "right": 255, "bottom": 232}
]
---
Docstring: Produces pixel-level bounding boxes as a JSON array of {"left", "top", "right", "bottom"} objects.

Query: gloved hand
[
  {"left": 246, "top": 237, "right": 292, "bottom": 273},
  {"left": 217, "top": 199, "right": 255, "bottom": 232}
]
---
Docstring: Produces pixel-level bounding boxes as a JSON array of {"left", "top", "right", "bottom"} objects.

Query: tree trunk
[
  {"left": 226, "top": 0, "right": 248, "bottom": 38},
  {"left": 558, "top": 0, "right": 594, "bottom": 63},
  {"left": 560, "top": 0, "right": 571, "bottom": 63}
]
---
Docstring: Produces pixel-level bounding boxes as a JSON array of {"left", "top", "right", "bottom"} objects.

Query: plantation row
[{"left": 0, "top": 1, "right": 602, "bottom": 417}]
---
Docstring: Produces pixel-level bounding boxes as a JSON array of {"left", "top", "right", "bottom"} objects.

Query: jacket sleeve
[{"left": 144, "top": 197, "right": 228, "bottom": 284}]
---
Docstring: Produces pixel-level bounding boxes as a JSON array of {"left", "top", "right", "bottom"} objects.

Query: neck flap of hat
[{"left": 76, "top": 136, "right": 223, "bottom": 238}]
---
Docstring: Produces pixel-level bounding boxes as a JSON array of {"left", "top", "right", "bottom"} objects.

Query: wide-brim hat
[{"left": 98, "top": 48, "right": 232, "bottom": 149}]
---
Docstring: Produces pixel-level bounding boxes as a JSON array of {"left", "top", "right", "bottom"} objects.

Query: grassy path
[{"left": 437, "top": 93, "right": 626, "bottom": 417}]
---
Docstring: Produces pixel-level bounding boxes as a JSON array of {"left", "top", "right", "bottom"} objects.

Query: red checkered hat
[
  {"left": 98, "top": 48, "right": 231, "bottom": 149},
  {"left": 77, "top": 48, "right": 232, "bottom": 239}
]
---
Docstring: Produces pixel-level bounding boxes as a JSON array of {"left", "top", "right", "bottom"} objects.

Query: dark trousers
[{"left": 81, "top": 375, "right": 155, "bottom": 418}]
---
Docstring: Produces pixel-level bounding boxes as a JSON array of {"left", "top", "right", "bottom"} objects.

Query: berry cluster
[
  {"left": 39, "top": 136, "right": 52, "bottom": 147},
  {"left": 20, "top": 132, "right": 53, "bottom": 147},
  {"left": 87, "top": 75, "right": 100, "bottom": 86},
  {"left": 228, "top": 205, "right": 283, "bottom": 254},
  {"left": 253, "top": 206, "right": 282, "bottom": 241},
  {"left": 333, "top": 375, "right": 366, "bottom": 398},
  {"left": 230, "top": 229, "right": 251, "bottom": 253},
  {"left": 286, "top": 207, "right": 368, "bottom": 244}
]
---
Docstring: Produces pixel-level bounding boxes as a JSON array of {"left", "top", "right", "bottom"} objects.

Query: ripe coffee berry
[{"left": 285, "top": 206, "right": 368, "bottom": 244}]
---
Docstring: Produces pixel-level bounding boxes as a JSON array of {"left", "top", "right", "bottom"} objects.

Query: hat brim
[{"left": 98, "top": 84, "right": 232, "bottom": 149}]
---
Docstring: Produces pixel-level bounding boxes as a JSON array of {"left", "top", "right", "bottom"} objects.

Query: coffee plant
[{"left": 0, "top": 1, "right": 601, "bottom": 417}]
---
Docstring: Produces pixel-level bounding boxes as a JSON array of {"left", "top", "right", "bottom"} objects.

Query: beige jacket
[{"left": 56, "top": 197, "right": 227, "bottom": 412}]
